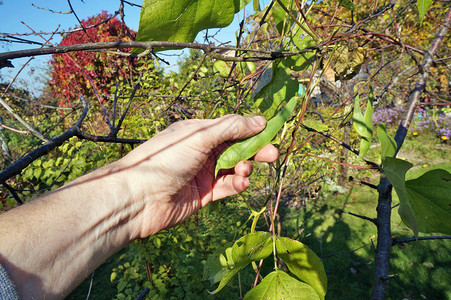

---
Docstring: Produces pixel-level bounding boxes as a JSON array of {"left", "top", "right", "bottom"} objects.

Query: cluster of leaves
[
  {"left": 48, "top": 11, "right": 136, "bottom": 107},
  {"left": 110, "top": 203, "right": 257, "bottom": 299}
]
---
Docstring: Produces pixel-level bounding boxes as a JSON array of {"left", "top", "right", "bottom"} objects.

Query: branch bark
[
  {"left": 0, "top": 41, "right": 317, "bottom": 68},
  {"left": 371, "top": 5, "right": 451, "bottom": 300},
  {"left": 0, "top": 97, "right": 146, "bottom": 184}
]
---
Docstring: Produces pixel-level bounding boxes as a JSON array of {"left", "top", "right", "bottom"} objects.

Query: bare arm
[{"left": 0, "top": 115, "right": 278, "bottom": 299}]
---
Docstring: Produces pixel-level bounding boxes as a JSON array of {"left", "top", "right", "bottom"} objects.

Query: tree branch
[
  {"left": 392, "top": 235, "right": 451, "bottom": 245},
  {"left": 0, "top": 41, "right": 317, "bottom": 68},
  {"left": 0, "top": 98, "right": 88, "bottom": 184}
]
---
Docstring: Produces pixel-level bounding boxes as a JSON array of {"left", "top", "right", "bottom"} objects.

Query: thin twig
[
  {"left": 321, "top": 242, "right": 371, "bottom": 258},
  {"left": 0, "top": 97, "right": 48, "bottom": 142},
  {"left": 392, "top": 235, "right": 451, "bottom": 245},
  {"left": 338, "top": 209, "right": 376, "bottom": 224},
  {"left": 67, "top": 0, "right": 95, "bottom": 42},
  {"left": 31, "top": 3, "right": 72, "bottom": 14}
]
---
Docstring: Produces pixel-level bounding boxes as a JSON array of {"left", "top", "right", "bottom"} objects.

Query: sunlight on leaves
[
  {"left": 209, "top": 232, "right": 272, "bottom": 294},
  {"left": 383, "top": 157, "right": 451, "bottom": 236},
  {"left": 276, "top": 237, "right": 327, "bottom": 299},
  {"left": 244, "top": 270, "right": 320, "bottom": 300},
  {"left": 136, "top": 0, "right": 251, "bottom": 51},
  {"left": 377, "top": 124, "right": 397, "bottom": 162}
]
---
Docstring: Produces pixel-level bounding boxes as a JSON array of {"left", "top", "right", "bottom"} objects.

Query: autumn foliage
[{"left": 48, "top": 11, "right": 135, "bottom": 107}]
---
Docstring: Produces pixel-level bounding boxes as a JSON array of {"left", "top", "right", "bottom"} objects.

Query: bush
[{"left": 48, "top": 11, "right": 136, "bottom": 107}]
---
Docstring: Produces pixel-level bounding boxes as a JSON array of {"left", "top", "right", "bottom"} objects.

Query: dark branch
[
  {"left": 392, "top": 235, "right": 451, "bottom": 245},
  {"left": 0, "top": 41, "right": 317, "bottom": 68},
  {"left": 338, "top": 209, "right": 376, "bottom": 224},
  {"left": 2, "top": 182, "right": 23, "bottom": 206},
  {"left": 0, "top": 98, "right": 88, "bottom": 184}
]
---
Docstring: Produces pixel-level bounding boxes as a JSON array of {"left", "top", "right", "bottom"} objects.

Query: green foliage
[
  {"left": 339, "top": 0, "right": 355, "bottom": 11},
  {"left": 244, "top": 270, "right": 320, "bottom": 300},
  {"left": 210, "top": 231, "right": 273, "bottom": 294},
  {"left": 136, "top": 0, "right": 251, "bottom": 50},
  {"left": 18, "top": 139, "right": 121, "bottom": 198},
  {"left": 377, "top": 124, "right": 397, "bottom": 163},
  {"left": 417, "top": 0, "right": 433, "bottom": 24},
  {"left": 109, "top": 203, "right": 263, "bottom": 299},
  {"left": 352, "top": 88, "right": 373, "bottom": 158},
  {"left": 253, "top": 61, "right": 299, "bottom": 120},
  {"left": 383, "top": 157, "right": 451, "bottom": 236},
  {"left": 275, "top": 237, "right": 327, "bottom": 299}
]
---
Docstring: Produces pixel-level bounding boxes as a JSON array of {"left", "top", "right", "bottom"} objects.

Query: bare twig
[
  {"left": 67, "top": 0, "right": 95, "bottom": 42},
  {"left": 392, "top": 235, "right": 451, "bottom": 245},
  {"left": 0, "top": 97, "right": 145, "bottom": 184},
  {"left": 31, "top": 3, "right": 73, "bottom": 14},
  {"left": 0, "top": 123, "right": 30, "bottom": 135},
  {"left": 338, "top": 209, "right": 376, "bottom": 224},
  {"left": 0, "top": 96, "right": 48, "bottom": 142}
]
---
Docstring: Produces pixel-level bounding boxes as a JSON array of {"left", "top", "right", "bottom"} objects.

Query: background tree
[{"left": 48, "top": 11, "right": 136, "bottom": 107}]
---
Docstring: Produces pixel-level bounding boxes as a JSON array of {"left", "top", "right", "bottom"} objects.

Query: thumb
[{"left": 204, "top": 114, "right": 266, "bottom": 148}]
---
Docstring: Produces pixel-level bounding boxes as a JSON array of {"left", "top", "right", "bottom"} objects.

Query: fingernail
[{"left": 252, "top": 116, "right": 266, "bottom": 127}]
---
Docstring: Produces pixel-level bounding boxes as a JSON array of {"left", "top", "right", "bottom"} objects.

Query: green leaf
[
  {"left": 383, "top": 157, "right": 451, "bottom": 236},
  {"left": 382, "top": 157, "right": 417, "bottom": 233},
  {"left": 254, "top": 61, "right": 299, "bottom": 119},
  {"left": 247, "top": 61, "right": 257, "bottom": 74},
  {"left": 210, "top": 232, "right": 272, "bottom": 294},
  {"left": 34, "top": 168, "right": 42, "bottom": 179},
  {"left": 377, "top": 124, "right": 397, "bottom": 162},
  {"left": 352, "top": 92, "right": 365, "bottom": 136},
  {"left": 136, "top": 0, "right": 251, "bottom": 51},
  {"left": 271, "top": 0, "right": 316, "bottom": 72},
  {"left": 417, "top": 0, "right": 433, "bottom": 25},
  {"left": 244, "top": 270, "right": 320, "bottom": 300},
  {"left": 352, "top": 89, "right": 373, "bottom": 158},
  {"left": 203, "top": 247, "right": 232, "bottom": 285},
  {"left": 286, "top": 27, "right": 315, "bottom": 71},
  {"left": 276, "top": 237, "right": 327, "bottom": 299},
  {"left": 405, "top": 169, "right": 451, "bottom": 234},
  {"left": 232, "top": 231, "right": 273, "bottom": 263},
  {"left": 272, "top": 0, "right": 294, "bottom": 35},
  {"left": 253, "top": 0, "right": 260, "bottom": 11},
  {"left": 213, "top": 60, "right": 231, "bottom": 77},
  {"left": 340, "top": 0, "right": 355, "bottom": 11}
]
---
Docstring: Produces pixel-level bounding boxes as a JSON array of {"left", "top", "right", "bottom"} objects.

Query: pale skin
[{"left": 0, "top": 114, "right": 278, "bottom": 299}]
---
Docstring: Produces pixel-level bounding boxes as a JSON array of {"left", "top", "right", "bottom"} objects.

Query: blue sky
[{"left": 0, "top": 0, "right": 270, "bottom": 95}]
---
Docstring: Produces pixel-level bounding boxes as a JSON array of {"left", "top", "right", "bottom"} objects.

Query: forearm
[{"left": 0, "top": 161, "right": 142, "bottom": 299}]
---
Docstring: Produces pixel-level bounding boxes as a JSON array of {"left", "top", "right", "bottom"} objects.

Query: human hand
[{"left": 118, "top": 114, "right": 279, "bottom": 238}]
